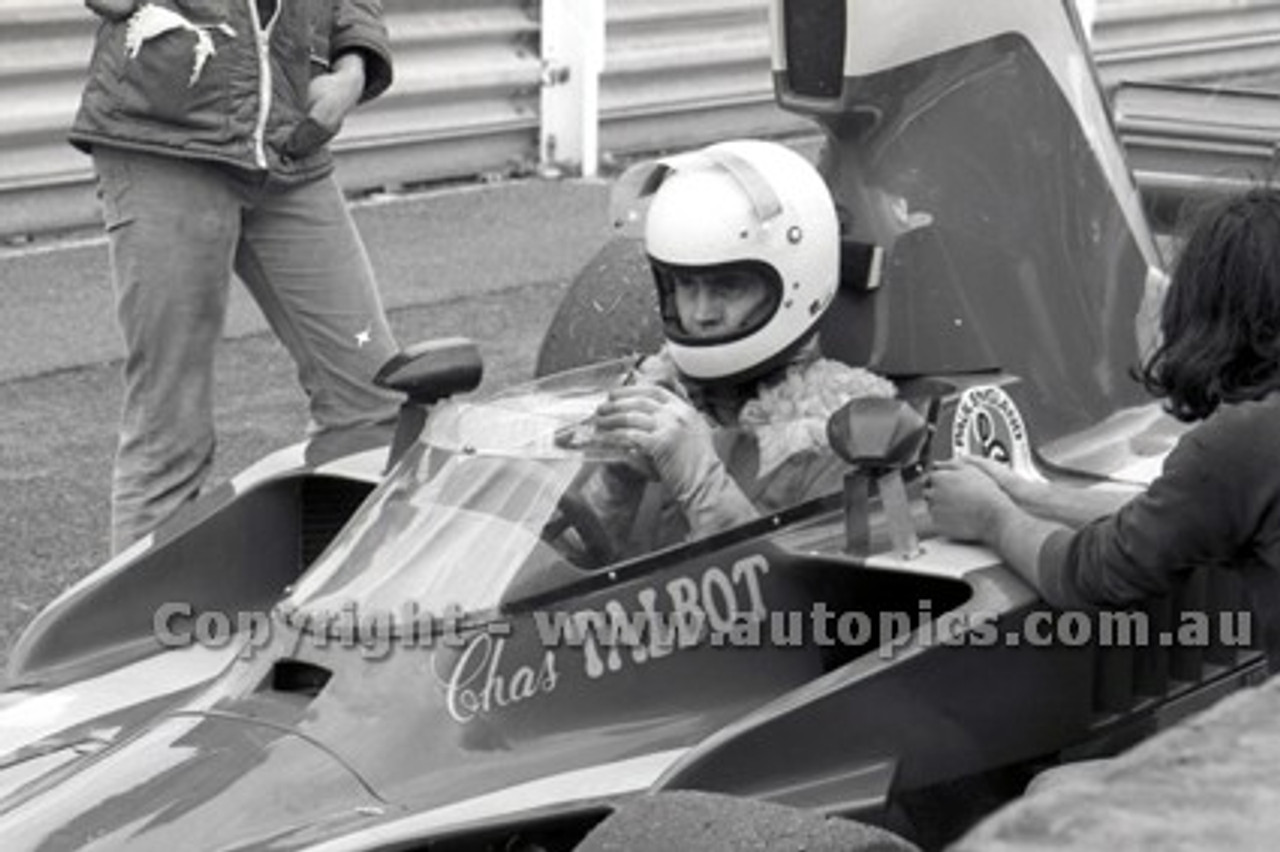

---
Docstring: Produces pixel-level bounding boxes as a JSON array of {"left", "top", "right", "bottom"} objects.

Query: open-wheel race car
[{"left": 0, "top": 1, "right": 1268, "bottom": 850}]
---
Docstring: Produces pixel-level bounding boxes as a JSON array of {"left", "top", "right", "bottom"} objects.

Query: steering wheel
[{"left": 542, "top": 491, "right": 617, "bottom": 568}]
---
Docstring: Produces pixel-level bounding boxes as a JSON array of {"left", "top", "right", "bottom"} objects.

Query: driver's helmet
[{"left": 636, "top": 139, "right": 839, "bottom": 383}]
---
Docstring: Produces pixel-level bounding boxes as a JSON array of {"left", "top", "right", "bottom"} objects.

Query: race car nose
[{"left": 0, "top": 711, "right": 385, "bottom": 852}]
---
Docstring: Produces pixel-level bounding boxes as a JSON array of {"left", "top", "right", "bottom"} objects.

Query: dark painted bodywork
[
  {"left": 541, "top": 0, "right": 1160, "bottom": 449},
  {"left": 0, "top": 2, "right": 1265, "bottom": 850}
]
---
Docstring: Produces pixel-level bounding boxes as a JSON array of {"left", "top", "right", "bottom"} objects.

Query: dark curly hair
[{"left": 1139, "top": 187, "right": 1280, "bottom": 421}]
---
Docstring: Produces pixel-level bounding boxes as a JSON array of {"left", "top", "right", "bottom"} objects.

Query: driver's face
[{"left": 672, "top": 269, "right": 772, "bottom": 339}]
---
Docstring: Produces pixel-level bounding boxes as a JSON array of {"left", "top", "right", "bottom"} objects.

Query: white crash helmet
[{"left": 614, "top": 139, "right": 839, "bottom": 383}]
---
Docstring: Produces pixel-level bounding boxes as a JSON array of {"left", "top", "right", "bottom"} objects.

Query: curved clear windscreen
[
  {"left": 284, "top": 357, "right": 856, "bottom": 628},
  {"left": 286, "top": 361, "right": 645, "bottom": 623}
]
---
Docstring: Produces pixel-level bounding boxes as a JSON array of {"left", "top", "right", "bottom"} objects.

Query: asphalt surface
[
  {"left": 578, "top": 792, "right": 921, "bottom": 851},
  {"left": 0, "top": 177, "right": 616, "bottom": 674},
  {"left": 0, "top": 179, "right": 614, "bottom": 381}
]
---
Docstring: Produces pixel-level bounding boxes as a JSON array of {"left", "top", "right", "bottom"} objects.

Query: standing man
[{"left": 72, "top": 0, "right": 404, "bottom": 552}]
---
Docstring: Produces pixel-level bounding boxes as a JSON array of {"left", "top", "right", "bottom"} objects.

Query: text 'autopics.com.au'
[{"left": 151, "top": 599, "right": 1254, "bottom": 663}]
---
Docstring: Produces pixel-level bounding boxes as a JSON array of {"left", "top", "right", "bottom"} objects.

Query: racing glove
[{"left": 594, "top": 384, "right": 758, "bottom": 538}]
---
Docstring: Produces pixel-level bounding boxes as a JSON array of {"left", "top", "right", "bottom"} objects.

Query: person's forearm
[
  {"left": 986, "top": 500, "right": 1068, "bottom": 593},
  {"left": 1013, "top": 480, "right": 1138, "bottom": 529},
  {"left": 331, "top": 51, "right": 368, "bottom": 102},
  {"left": 333, "top": 51, "right": 367, "bottom": 81}
]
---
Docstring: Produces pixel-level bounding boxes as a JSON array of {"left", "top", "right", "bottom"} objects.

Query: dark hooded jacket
[{"left": 70, "top": 0, "right": 392, "bottom": 184}]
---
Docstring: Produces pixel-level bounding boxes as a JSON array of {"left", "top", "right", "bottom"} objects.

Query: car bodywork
[{"left": 0, "top": 1, "right": 1267, "bottom": 850}]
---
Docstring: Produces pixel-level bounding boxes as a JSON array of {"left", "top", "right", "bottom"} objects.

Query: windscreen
[
  {"left": 284, "top": 357, "right": 858, "bottom": 627},
  {"left": 286, "top": 362, "right": 639, "bottom": 624}
]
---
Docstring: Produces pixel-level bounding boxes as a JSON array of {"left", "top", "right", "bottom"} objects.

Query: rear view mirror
[
  {"left": 376, "top": 338, "right": 484, "bottom": 470},
  {"left": 375, "top": 337, "right": 483, "bottom": 405},
  {"left": 827, "top": 395, "right": 937, "bottom": 560},
  {"left": 827, "top": 396, "right": 929, "bottom": 471}
]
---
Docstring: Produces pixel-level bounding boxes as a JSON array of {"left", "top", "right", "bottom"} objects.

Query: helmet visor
[{"left": 652, "top": 257, "right": 783, "bottom": 347}]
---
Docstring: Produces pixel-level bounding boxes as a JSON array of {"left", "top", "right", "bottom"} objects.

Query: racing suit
[
  {"left": 589, "top": 345, "right": 896, "bottom": 553},
  {"left": 72, "top": 0, "right": 403, "bottom": 552}
]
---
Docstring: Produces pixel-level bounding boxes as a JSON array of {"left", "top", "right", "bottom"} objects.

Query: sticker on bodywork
[
  {"left": 435, "top": 555, "right": 773, "bottom": 724},
  {"left": 950, "top": 385, "right": 1039, "bottom": 478}
]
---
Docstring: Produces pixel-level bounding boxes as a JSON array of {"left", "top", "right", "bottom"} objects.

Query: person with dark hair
[
  {"left": 587, "top": 139, "right": 894, "bottom": 545},
  {"left": 75, "top": 0, "right": 404, "bottom": 552},
  {"left": 926, "top": 186, "right": 1280, "bottom": 663}
]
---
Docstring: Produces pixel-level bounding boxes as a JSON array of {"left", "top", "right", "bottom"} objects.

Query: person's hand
[
  {"left": 630, "top": 352, "right": 686, "bottom": 396},
  {"left": 593, "top": 384, "right": 715, "bottom": 496},
  {"left": 307, "top": 52, "right": 367, "bottom": 131},
  {"left": 85, "top": 0, "right": 137, "bottom": 20},
  {"left": 924, "top": 457, "right": 1016, "bottom": 543},
  {"left": 963, "top": 453, "right": 1040, "bottom": 503}
]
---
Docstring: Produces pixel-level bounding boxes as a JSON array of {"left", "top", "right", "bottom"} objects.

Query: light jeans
[{"left": 93, "top": 147, "right": 403, "bottom": 552}]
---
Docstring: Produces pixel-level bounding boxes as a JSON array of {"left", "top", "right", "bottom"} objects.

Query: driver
[{"left": 589, "top": 139, "right": 895, "bottom": 544}]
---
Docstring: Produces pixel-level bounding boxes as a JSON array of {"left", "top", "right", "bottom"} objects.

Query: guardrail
[
  {"left": 1092, "top": 0, "right": 1280, "bottom": 88},
  {"left": 599, "top": 0, "right": 809, "bottom": 160},
  {"left": 2, "top": 0, "right": 1280, "bottom": 241},
  {"left": 0, "top": 0, "right": 550, "bottom": 239},
  {"left": 1112, "top": 80, "right": 1280, "bottom": 228}
]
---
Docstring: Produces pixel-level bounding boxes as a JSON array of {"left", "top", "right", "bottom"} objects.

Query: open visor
[{"left": 609, "top": 147, "right": 787, "bottom": 238}]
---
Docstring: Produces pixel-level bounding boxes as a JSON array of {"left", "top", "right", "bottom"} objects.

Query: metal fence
[
  {"left": 1092, "top": 0, "right": 1280, "bottom": 88},
  {"left": 2, "top": 0, "right": 1280, "bottom": 240},
  {"left": 599, "top": 0, "right": 808, "bottom": 161},
  {"left": 1112, "top": 81, "right": 1280, "bottom": 228}
]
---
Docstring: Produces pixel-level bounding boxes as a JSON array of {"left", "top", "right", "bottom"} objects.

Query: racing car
[{"left": 0, "top": 1, "right": 1266, "bottom": 850}]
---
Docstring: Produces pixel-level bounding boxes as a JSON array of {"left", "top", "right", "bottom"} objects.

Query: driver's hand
[{"left": 593, "top": 384, "right": 716, "bottom": 493}]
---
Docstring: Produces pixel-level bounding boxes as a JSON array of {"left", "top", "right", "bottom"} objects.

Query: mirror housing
[
  {"left": 375, "top": 338, "right": 484, "bottom": 470},
  {"left": 827, "top": 396, "right": 929, "bottom": 471},
  {"left": 827, "top": 396, "right": 932, "bottom": 559},
  {"left": 375, "top": 337, "right": 483, "bottom": 404}
]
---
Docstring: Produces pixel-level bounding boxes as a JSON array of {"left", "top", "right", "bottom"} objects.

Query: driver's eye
[
  {"left": 706, "top": 279, "right": 739, "bottom": 298},
  {"left": 674, "top": 276, "right": 737, "bottom": 299},
  {"left": 716, "top": 277, "right": 752, "bottom": 296}
]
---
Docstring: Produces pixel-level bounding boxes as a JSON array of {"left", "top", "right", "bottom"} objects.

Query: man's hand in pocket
[{"left": 307, "top": 52, "right": 367, "bottom": 132}]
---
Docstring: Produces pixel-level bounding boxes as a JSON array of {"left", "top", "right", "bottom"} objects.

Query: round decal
[{"left": 950, "top": 385, "right": 1040, "bottom": 478}]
